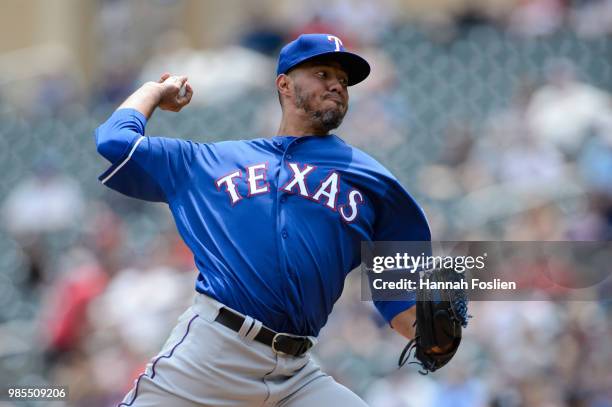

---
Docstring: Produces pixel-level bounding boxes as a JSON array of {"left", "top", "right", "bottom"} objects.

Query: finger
[
  {"left": 184, "top": 83, "right": 194, "bottom": 101},
  {"left": 183, "top": 87, "right": 193, "bottom": 104},
  {"left": 161, "top": 75, "right": 179, "bottom": 85},
  {"left": 159, "top": 72, "right": 171, "bottom": 83},
  {"left": 177, "top": 96, "right": 191, "bottom": 108},
  {"left": 178, "top": 93, "right": 191, "bottom": 107},
  {"left": 177, "top": 76, "right": 188, "bottom": 87}
]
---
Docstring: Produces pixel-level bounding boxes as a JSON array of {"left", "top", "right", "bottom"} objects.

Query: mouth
[{"left": 324, "top": 95, "right": 345, "bottom": 106}]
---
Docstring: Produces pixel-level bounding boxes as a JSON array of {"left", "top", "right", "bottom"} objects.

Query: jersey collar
[{"left": 271, "top": 134, "right": 343, "bottom": 148}]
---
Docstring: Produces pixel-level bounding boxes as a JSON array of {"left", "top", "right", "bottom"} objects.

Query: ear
[{"left": 276, "top": 74, "right": 292, "bottom": 99}]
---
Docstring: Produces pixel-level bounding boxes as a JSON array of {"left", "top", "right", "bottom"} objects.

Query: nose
[
  {"left": 328, "top": 78, "right": 343, "bottom": 94},
  {"left": 327, "top": 80, "right": 348, "bottom": 106}
]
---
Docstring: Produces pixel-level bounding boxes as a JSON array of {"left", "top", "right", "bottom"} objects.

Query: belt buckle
[
  {"left": 272, "top": 333, "right": 289, "bottom": 356},
  {"left": 272, "top": 333, "right": 312, "bottom": 356}
]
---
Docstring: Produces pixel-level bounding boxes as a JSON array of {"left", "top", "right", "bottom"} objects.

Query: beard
[{"left": 294, "top": 85, "right": 347, "bottom": 133}]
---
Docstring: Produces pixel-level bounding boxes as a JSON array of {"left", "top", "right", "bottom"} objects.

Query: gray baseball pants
[{"left": 118, "top": 293, "right": 368, "bottom": 407}]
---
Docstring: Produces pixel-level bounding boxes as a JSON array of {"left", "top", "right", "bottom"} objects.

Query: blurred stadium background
[{"left": 1, "top": 0, "right": 611, "bottom": 406}]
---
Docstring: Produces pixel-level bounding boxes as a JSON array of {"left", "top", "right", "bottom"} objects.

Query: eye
[
  {"left": 316, "top": 71, "right": 326, "bottom": 79},
  {"left": 339, "top": 77, "right": 348, "bottom": 87}
]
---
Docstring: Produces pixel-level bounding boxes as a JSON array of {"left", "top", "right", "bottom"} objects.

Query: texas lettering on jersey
[{"left": 215, "top": 161, "right": 365, "bottom": 223}]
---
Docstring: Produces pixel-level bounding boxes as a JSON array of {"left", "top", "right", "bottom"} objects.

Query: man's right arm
[
  {"left": 117, "top": 73, "right": 192, "bottom": 119},
  {"left": 93, "top": 74, "right": 196, "bottom": 202},
  {"left": 96, "top": 74, "right": 193, "bottom": 162}
]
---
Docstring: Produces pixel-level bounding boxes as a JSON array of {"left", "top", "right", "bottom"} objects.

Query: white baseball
[{"left": 178, "top": 84, "right": 187, "bottom": 98}]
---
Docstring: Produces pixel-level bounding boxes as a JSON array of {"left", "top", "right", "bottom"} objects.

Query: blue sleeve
[
  {"left": 372, "top": 178, "right": 432, "bottom": 324},
  {"left": 94, "top": 108, "right": 199, "bottom": 203}
]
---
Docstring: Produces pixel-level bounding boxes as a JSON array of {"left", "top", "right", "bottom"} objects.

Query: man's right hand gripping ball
[{"left": 152, "top": 72, "right": 194, "bottom": 112}]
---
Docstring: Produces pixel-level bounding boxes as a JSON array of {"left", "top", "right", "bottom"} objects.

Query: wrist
[
  {"left": 116, "top": 82, "right": 163, "bottom": 119},
  {"left": 141, "top": 82, "right": 163, "bottom": 104},
  {"left": 391, "top": 306, "right": 416, "bottom": 340}
]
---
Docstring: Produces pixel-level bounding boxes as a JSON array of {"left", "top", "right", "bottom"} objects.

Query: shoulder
[
  {"left": 337, "top": 139, "right": 397, "bottom": 183},
  {"left": 341, "top": 141, "right": 426, "bottom": 213},
  {"left": 191, "top": 137, "right": 274, "bottom": 156},
  {"left": 211, "top": 137, "right": 275, "bottom": 149}
]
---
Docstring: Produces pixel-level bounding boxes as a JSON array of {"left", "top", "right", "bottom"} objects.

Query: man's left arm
[
  {"left": 371, "top": 176, "right": 431, "bottom": 341},
  {"left": 390, "top": 306, "right": 416, "bottom": 340}
]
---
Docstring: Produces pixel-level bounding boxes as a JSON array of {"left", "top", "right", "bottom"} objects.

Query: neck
[{"left": 277, "top": 112, "right": 328, "bottom": 137}]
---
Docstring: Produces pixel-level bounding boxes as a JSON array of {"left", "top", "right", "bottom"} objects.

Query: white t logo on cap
[{"left": 327, "top": 35, "right": 343, "bottom": 51}]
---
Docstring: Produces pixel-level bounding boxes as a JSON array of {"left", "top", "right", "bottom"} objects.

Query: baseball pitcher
[{"left": 95, "top": 33, "right": 462, "bottom": 407}]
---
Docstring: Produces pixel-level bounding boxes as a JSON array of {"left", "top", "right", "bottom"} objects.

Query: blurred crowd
[{"left": 1, "top": 0, "right": 612, "bottom": 406}]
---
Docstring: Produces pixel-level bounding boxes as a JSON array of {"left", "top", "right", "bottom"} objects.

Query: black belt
[{"left": 214, "top": 307, "right": 313, "bottom": 357}]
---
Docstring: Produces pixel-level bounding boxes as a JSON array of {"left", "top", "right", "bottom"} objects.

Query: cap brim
[{"left": 292, "top": 51, "right": 371, "bottom": 86}]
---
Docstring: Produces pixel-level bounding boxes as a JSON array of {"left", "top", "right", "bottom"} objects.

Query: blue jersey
[{"left": 94, "top": 108, "right": 431, "bottom": 336}]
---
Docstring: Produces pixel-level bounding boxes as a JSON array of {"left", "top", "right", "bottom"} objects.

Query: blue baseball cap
[{"left": 277, "top": 34, "right": 370, "bottom": 86}]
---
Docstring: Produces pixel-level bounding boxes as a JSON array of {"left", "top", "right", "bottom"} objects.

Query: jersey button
[
  {"left": 280, "top": 196, "right": 287, "bottom": 203},
  {"left": 286, "top": 154, "right": 293, "bottom": 160},
  {"left": 281, "top": 230, "right": 288, "bottom": 239},
  {"left": 274, "top": 140, "right": 282, "bottom": 147}
]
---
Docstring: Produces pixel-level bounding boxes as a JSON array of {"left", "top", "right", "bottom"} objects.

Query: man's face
[{"left": 287, "top": 59, "right": 350, "bottom": 133}]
